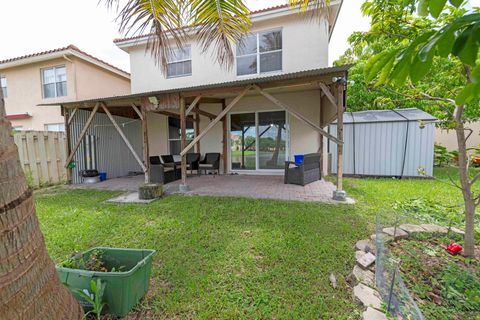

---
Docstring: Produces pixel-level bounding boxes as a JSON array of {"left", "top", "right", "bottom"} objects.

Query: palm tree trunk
[
  {"left": 454, "top": 104, "right": 476, "bottom": 258},
  {"left": 0, "top": 88, "right": 83, "bottom": 318}
]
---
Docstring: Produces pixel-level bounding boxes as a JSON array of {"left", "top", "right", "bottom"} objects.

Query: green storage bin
[{"left": 56, "top": 247, "right": 156, "bottom": 317}]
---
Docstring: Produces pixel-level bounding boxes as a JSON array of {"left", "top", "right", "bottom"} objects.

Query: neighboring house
[
  {"left": 0, "top": 45, "right": 130, "bottom": 131},
  {"left": 436, "top": 123, "right": 480, "bottom": 150}
]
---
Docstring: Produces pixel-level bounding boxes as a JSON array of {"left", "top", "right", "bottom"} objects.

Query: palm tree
[
  {"left": 0, "top": 88, "right": 83, "bottom": 318},
  {"left": 0, "top": 1, "right": 329, "bottom": 317}
]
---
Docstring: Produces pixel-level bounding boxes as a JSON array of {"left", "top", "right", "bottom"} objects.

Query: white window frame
[
  {"left": 41, "top": 65, "right": 67, "bottom": 99},
  {"left": 167, "top": 116, "right": 195, "bottom": 155},
  {"left": 236, "top": 28, "right": 283, "bottom": 77},
  {"left": 167, "top": 45, "right": 192, "bottom": 79},
  {"left": 0, "top": 75, "right": 7, "bottom": 98},
  {"left": 44, "top": 123, "right": 65, "bottom": 132}
]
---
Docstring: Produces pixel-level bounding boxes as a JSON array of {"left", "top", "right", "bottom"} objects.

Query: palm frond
[
  {"left": 288, "top": 0, "right": 330, "bottom": 20},
  {"left": 102, "top": 0, "right": 187, "bottom": 73},
  {"left": 190, "top": 0, "right": 251, "bottom": 69}
]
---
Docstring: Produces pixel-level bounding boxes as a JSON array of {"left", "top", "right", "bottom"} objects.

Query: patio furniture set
[{"left": 149, "top": 153, "right": 220, "bottom": 184}]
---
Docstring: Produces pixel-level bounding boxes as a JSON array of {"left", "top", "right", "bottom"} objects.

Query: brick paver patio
[{"left": 71, "top": 174, "right": 348, "bottom": 203}]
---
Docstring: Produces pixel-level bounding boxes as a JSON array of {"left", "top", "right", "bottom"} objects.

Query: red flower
[{"left": 447, "top": 242, "right": 463, "bottom": 255}]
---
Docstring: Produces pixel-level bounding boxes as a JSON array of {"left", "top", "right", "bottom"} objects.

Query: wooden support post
[
  {"left": 222, "top": 99, "right": 228, "bottom": 174},
  {"left": 132, "top": 104, "right": 143, "bottom": 121},
  {"left": 142, "top": 106, "right": 150, "bottom": 183},
  {"left": 318, "top": 92, "right": 324, "bottom": 177},
  {"left": 180, "top": 85, "right": 251, "bottom": 156},
  {"left": 185, "top": 95, "right": 202, "bottom": 116},
  {"left": 63, "top": 107, "right": 73, "bottom": 183},
  {"left": 254, "top": 85, "right": 343, "bottom": 145},
  {"left": 65, "top": 103, "right": 99, "bottom": 168},
  {"left": 194, "top": 106, "right": 200, "bottom": 153},
  {"left": 319, "top": 82, "right": 337, "bottom": 106},
  {"left": 334, "top": 84, "right": 346, "bottom": 201},
  {"left": 100, "top": 103, "right": 147, "bottom": 172},
  {"left": 179, "top": 96, "right": 189, "bottom": 190}
]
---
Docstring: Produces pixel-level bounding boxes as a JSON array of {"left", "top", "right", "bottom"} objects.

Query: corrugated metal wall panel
[
  {"left": 329, "top": 120, "right": 434, "bottom": 177},
  {"left": 69, "top": 109, "right": 142, "bottom": 184}
]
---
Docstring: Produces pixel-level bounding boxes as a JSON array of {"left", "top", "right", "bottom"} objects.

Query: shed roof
[{"left": 339, "top": 108, "right": 437, "bottom": 124}]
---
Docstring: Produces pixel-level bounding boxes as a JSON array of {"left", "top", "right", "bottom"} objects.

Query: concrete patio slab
[{"left": 71, "top": 174, "right": 355, "bottom": 204}]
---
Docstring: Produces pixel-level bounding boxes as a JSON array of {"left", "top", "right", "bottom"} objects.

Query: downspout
[{"left": 63, "top": 54, "right": 78, "bottom": 99}]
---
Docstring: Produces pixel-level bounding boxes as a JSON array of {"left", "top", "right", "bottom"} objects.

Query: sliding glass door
[{"left": 230, "top": 110, "right": 287, "bottom": 172}]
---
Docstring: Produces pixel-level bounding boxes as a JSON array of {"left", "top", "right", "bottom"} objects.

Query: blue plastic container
[
  {"left": 294, "top": 154, "right": 304, "bottom": 166},
  {"left": 99, "top": 172, "right": 107, "bottom": 181}
]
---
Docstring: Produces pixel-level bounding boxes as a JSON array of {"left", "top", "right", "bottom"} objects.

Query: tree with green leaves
[{"left": 361, "top": 0, "right": 479, "bottom": 257}]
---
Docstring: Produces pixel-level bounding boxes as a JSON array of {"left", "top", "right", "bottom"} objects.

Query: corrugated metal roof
[
  {"left": 39, "top": 65, "right": 351, "bottom": 107},
  {"left": 340, "top": 108, "right": 437, "bottom": 124}
]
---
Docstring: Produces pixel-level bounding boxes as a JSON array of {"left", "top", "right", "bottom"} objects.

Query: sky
[{"left": 0, "top": 0, "right": 477, "bottom": 72}]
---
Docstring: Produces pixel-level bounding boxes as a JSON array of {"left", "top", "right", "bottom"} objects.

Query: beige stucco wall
[
  {"left": 435, "top": 122, "right": 480, "bottom": 150},
  {"left": 1, "top": 56, "right": 130, "bottom": 131},
  {"left": 127, "top": 14, "right": 330, "bottom": 93},
  {"left": 146, "top": 89, "right": 326, "bottom": 173}
]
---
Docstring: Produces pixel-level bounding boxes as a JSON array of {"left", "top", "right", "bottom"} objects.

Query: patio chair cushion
[
  {"left": 199, "top": 163, "right": 214, "bottom": 168},
  {"left": 161, "top": 155, "right": 175, "bottom": 164}
]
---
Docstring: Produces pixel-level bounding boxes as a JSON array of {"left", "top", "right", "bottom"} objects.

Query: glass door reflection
[
  {"left": 230, "top": 113, "right": 256, "bottom": 170},
  {"left": 258, "top": 111, "right": 287, "bottom": 169}
]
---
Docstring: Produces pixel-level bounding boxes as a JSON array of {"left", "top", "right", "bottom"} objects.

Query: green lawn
[{"left": 35, "top": 168, "right": 476, "bottom": 319}]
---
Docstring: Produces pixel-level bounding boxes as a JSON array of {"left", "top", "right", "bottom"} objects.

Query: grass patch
[{"left": 34, "top": 168, "right": 477, "bottom": 319}]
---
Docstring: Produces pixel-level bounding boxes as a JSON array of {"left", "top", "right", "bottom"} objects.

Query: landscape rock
[
  {"left": 420, "top": 224, "right": 448, "bottom": 234},
  {"left": 382, "top": 227, "right": 409, "bottom": 240},
  {"left": 356, "top": 250, "right": 376, "bottom": 269},
  {"left": 356, "top": 239, "right": 375, "bottom": 253},
  {"left": 362, "top": 307, "right": 388, "bottom": 320},
  {"left": 370, "top": 233, "right": 393, "bottom": 244},
  {"left": 353, "top": 283, "right": 382, "bottom": 309},
  {"left": 450, "top": 227, "right": 465, "bottom": 235},
  {"left": 399, "top": 224, "right": 426, "bottom": 234},
  {"left": 352, "top": 264, "right": 375, "bottom": 286}
]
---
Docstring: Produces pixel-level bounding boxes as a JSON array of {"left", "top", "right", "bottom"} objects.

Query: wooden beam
[
  {"left": 180, "top": 85, "right": 251, "bottom": 156},
  {"left": 253, "top": 85, "right": 343, "bottom": 145},
  {"left": 318, "top": 91, "right": 324, "bottom": 177},
  {"left": 194, "top": 107, "right": 200, "bottom": 153},
  {"left": 153, "top": 110, "right": 194, "bottom": 122},
  {"left": 67, "top": 108, "right": 77, "bottom": 125},
  {"left": 335, "top": 85, "right": 344, "bottom": 191},
  {"left": 132, "top": 104, "right": 143, "bottom": 121},
  {"left": 222, "top": 99, "right": 228, "bottom": 174},
  {"left": 318, "top": 82, "right": 337, "bottom": 107},
  {"left": 63, "top": 108, "right": 72, "bottom": 183},
  {"left": 196, "top": 108, "right": 217, "bottom": 119},
  {"left": 64, "top": 103, "right": 99, "bottom": 168},
  {"left": 100, "top": 103, "right": 147, "bottom": 172},
  {"left": 141, "top": 105, "right": 150, "bottom": 183},
  {"left": 185, "top": 95, "right": 202, "bottom": 116},
  {"left": 180, "top": 96, "right": 187, "bottom": 186}
]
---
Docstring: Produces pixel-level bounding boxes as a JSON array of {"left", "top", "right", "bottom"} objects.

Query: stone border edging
[{"left": 349, "top": 223, "right": 464, "bottom": 320}]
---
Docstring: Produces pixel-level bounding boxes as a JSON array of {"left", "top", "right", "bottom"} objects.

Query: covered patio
[
  {"left": 45, "top": 65, "right": 351, "bottom": 202},
  {"left": 69, "top": 174, "right": 344, "bottom": 203}
]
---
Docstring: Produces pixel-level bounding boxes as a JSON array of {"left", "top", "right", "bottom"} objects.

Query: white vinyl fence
[{"left": 14, "top": 131, "right": 67, "bottom": 187}]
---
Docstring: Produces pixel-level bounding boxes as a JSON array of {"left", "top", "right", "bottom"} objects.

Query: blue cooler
[
  {"left": 99, "top": 172, "right": 107, "bottom": 181},
  {"left": 294, "top": 154, "right": 304, "bottom": 166}
]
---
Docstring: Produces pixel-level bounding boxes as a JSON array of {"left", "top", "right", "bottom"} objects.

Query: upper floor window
[
  {"left": 42, "top": 66, "right": 67, "bottom": 98},
  {"left": 236, "top": 30, "right": 282, "bottom": 76},
  {"left": 167, "top": 46, "right": 192, "bottom": 78},
  {"left": 1, "top": 76, "right": 7, "bottom": 98}
]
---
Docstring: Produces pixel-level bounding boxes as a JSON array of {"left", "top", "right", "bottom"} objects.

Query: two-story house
[
  {"left": 0, "top": 45, "right": 130, "bottom": 131},
  {"left": 49, "top": 2, "right": 350, "bottom": 200}
]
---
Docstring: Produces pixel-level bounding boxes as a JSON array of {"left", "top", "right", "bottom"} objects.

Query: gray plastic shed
[{"left": 329, "top": 108, "right": 437, "bottom": 178}]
